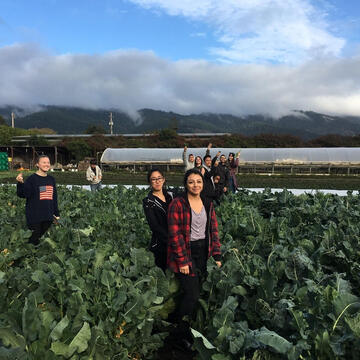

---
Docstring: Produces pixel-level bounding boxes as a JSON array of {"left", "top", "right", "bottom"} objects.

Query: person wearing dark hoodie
[
  {"left": 167, "top": 168, "right": 221, "bottom": 347},
  {"left": 202, "top": 168, "right": 223, "bottom": 205},
  {"left": 142, "top": 168, "right": 173, "bottom": 272},
  {"left": 16, "top": 154, "right": 60, "bottom": 245},
  {"left": 210, "top": 152, "right": 230, "bottom": 194}
]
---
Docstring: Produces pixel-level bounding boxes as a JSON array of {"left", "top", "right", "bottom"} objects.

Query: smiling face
[
  {"left": 220, "top": 155, "right": 226, "bottom": 164},
  {"left": 37, "top": 156, "right": 51, "bottom": 172},
  {"left": 149, "top": 171, "right": 165, "bottom": 192},
  {"left": 228, "top": 154, "right": 234, "bottom": 161},
  {"left": 189, "top": 154, "right": 195, "bottom": 162},
  {"left": 195, "top": 156, "right": 202, "bottom": 166},
  {"left": 186, "top": 173, "right": 203, "bottom": 196},
  {"left": 204, "top": 156, "right": 211, "bottom": 167}
]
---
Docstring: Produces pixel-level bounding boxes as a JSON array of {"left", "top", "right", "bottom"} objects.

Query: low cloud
[{"left": 0, "top": 43, "right": 360, "bottom": 117}]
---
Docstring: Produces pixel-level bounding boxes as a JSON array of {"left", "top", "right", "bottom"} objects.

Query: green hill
[{"left": 1, "top": 106, "right": 360, "bottom": 140}]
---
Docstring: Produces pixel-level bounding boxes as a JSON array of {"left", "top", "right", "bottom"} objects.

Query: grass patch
[{"left": 1, "top": 170, "right": 359, "bottom": 190}]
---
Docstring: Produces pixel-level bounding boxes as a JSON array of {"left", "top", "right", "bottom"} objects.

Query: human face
[
  {"left": 220, "top": 155, "right": 226, "bottom": 164},
  {"left": 149, "top": 171, "right": 165, "bottom": 192},
  {"left": 204, "top": 157, "right": 211, "bottom": 167},
  {"left": 37, "top": 157, "right": 50, "bottom": 172},
  {"left": 189, "top": 154, "right": 195, "bottom": 162},
  {"left": 186, "top": 173, "right": 203, "bottom": 196},
  {"left": 195, "top": 156, "right": 202, "bottom": 166},
  {"left": 228, "top": 154, "right": 234, "bottom": 161}
]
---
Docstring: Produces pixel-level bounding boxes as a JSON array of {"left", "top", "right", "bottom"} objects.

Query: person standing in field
[
  {"left": 202, "top": 143, "right": 221, "bottom": 201},
  {"left": 86, "top": 159, "right": 102, "bottom": 191},
  {"left": 211, "top": 153, "right": 230, "bottom": 194},
  {"left": 167, "top": 168, "right": 221, "bottom": 346},
  {"left": 183, "top": 145, "right": 195, "bottom": 172},
  {"left": 228, "top": 151, "right": 240, "bottom": 193},
  {"left": 194, "top": 155, "right": 205, "bottom": 175},
  {"left": 16, "top": 155, "right": 60, "bottom": 246},
  {"left": 143, "top": 168, "right": 173, "bottom": 272}
]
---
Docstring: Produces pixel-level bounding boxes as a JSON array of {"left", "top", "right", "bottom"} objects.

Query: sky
[{"left": 0, "top": 0, "right": 360, "bottom": 118}]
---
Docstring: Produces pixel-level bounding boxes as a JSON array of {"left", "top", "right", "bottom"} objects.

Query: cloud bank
[
  {"left": 127, "top": 0, "right": 345, "bottom": 63},
  {"left": 0, "top": 43, "right": 360, "bottom": 117}
]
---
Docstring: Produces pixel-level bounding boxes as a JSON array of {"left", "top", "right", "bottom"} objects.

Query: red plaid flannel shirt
[{"left": 167, "top": 195, "right": 221, "bottom": 276}]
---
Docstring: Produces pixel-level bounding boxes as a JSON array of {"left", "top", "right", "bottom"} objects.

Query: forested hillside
[{"left": 1, "top": 106, "right": 360, "bottom": 139}]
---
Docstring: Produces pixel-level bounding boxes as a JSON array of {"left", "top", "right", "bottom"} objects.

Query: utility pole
[
  {"left": 11, "top": 112, "right": 15, "bottom": 128},
  {"left": 109, "top": 112, "right": 114, "bottom": 135}
]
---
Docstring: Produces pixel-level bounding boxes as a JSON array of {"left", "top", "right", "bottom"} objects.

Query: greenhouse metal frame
[{"left": 100, "top": 147, "right": 360, "bottom": 175}]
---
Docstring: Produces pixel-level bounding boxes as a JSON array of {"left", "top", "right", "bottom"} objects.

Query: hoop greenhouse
[{"left": 100, "top": 147, "right": 360, "bottom": 165}]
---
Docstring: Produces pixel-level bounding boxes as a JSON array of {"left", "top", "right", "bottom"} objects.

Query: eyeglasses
[{"left": 150, "top": 177, "right": 164, "bottom": 183}]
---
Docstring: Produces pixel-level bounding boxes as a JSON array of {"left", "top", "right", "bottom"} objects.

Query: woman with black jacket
[{"left": 143, "top": 168, "right": 173, "bottom": 272}]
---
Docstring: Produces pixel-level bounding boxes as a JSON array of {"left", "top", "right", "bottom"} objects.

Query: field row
[{"left": 1, "top": 170, "right": 360, "bottom": 189}]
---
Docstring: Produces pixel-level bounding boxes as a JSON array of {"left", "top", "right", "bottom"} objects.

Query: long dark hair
[
  {"left": 183, "top": 168, "right": 204, "bottom": 191},
  {"left": 228, "top": 152, "right": 235, "bottom": 167},
  {"left": 147, "top": 168, "right": 165, "bottom": 183},
  {"left": 194, "top": 156, "right": 203, "bottom": 167}
]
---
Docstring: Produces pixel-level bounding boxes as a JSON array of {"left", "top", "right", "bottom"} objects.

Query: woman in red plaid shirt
[{"left": 167, "top": 168, "right": 221, "bottom": 346}]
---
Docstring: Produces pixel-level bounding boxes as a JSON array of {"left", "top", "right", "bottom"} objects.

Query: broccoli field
[{"left": 1, "top": 185, "right": 360, "bottom": 359}]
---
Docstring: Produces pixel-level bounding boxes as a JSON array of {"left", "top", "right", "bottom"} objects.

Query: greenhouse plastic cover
[{"left": 100, "top": 147, "right": 360, "bottom": 164}]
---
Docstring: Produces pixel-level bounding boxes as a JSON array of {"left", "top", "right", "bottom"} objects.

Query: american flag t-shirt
[{"left": 39, "top": 185, "right": 53, "bottom": 200}]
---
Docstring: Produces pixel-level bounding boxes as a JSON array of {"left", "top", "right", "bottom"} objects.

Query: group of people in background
[{"left": 183, "top": 143, "right": 240, "bottom": 203}]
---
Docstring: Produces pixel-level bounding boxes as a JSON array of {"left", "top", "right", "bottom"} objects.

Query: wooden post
[
  {"left": 10, "top": 146, "right": 14, "bottom": 170},
  {"left": 54, "top": 146, "right": 58, "bottom": 165},
  {"left": 32, "top": 147, "right": 36, "bottom": 169}
]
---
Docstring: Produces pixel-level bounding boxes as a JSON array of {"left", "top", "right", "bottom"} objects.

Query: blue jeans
[{"left": 90, "top": 182, "right": 102, "bottom": 192}]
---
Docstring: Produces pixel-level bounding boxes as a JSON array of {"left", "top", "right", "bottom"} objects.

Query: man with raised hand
[{"left": 183, "top": 145, "right": 195, "bottom": 172}]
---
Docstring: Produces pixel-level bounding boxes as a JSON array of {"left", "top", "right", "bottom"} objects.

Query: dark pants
[
  {"left": 28, "top": 221, "right": 52, "bottom": 245},
  {"left": 229, "top": 176, "right": 236, "bottom": 193},
  {"left": 152, "top": 246, "right": 167, "bottom": 273},
  {"left": 175, "top": 239, "right": 207, "bottom": 320}
]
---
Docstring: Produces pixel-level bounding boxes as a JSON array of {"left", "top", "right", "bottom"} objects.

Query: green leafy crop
[{"left": 1, "top": 186, "right": 360, "bottom": 359}]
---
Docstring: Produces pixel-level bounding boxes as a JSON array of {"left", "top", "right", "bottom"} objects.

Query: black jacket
[
  {"left": 202, "top": 174, "right": 223, "bottom": 204},
  {"left": 143, "top": 191, "right": 173, "bottom": 251},
  {"left": 217, "top": 163, "right": 230, "bottom": 188}
]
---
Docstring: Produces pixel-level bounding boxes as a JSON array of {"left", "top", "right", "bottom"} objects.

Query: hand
[
  {"left": 223, "top": 187, "right": 228, "bottom": 192},
  {"left": 207, "top": 143, "right": 212, "bottom": 150},
  {"left": 16, "top": 173, "right": 24, "bottom": 183},
  {"left": 216, "top": 261, "right": 222, "bottom": 268},
  {"left": 236, "top": 151, "right": 241, "bottom": 158},
  {"left": 179, "top": 265, "right": 190, "bottom": 275},
  {"left": 200, "top": 167, "right": 205, "bottom": 176},
  {"left": 53, "top": 216, "right": 60, "bottom": 224},
  {"left": 184, "top": 145, "right": 187, "bottom": 151}
]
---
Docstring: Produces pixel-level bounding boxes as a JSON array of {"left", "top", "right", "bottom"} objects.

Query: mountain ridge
[{"left": 1, "top": 106, "right": 360, "bottom": 140}]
